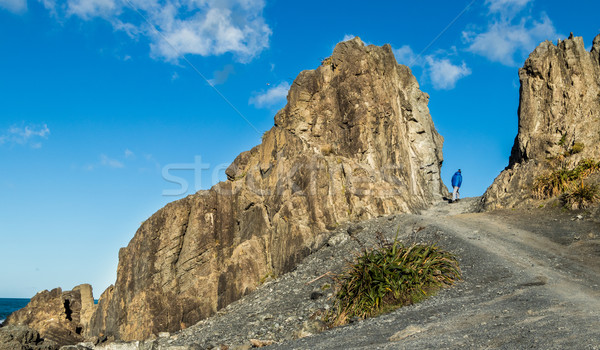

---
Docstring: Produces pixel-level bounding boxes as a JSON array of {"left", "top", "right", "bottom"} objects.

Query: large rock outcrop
[
  {"left": 2, "top": 285, "right": 95, "bottom": 347},
  {"left": 0, "top": 325, "right": 59, "bottom": 350},
  {"left": 87, "top": 37, "right": 448, "bottom": 341},
  {"left": 482, "top": 33, "right": 600, "bottom": 209}
]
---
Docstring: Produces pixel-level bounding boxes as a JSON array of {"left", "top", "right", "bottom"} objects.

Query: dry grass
[
  {"left": 533, "top": 159, "right": 600, "bottom": 200},
  {"left": 562, "top": 180, "right": 599, "bottom": 210}
]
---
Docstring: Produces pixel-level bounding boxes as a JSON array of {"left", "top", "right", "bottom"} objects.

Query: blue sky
[{"left": 0, "top": 0, "right": 598, "bottom": 298}]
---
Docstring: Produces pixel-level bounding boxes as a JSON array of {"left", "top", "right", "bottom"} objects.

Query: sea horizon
[{"left": 0, "top": 298, "right": 31, "bottom": 324}]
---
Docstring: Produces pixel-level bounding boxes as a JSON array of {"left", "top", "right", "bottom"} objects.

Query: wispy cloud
[
  {"left": 0, "top": 123, "right": 50, "bottom": 148},
  {"left": 124, "top": 149, "right": 135, "bottom": 158},
  {"left": 84, "top": 150, "right": 159, "bottom": 171},
  {"left": 0, "top": 0, "right": 27, "bottom": 13},
  {"left": 100, "top": 154, "right": 124, "bottom": 168},
  {"left": 464, "top": 1, "right": 560, "bottom": 66},
  {"left": 394, "top": 46, "right": 471, "bottom": 90},
  {"left": 342, "top": 34, "right": 356, "bottom": 42},
  {"left": 486, "top": 0, "right": 532, "bottom": 17},
  {"left": 208, "top": 64, "right": 235, "bottom": 86},
  {"left": 5, "top": 0, "right": 271, "bottom": 63},
  {"left": 249, "top": 81, "right": 290, "bottom": 108}
]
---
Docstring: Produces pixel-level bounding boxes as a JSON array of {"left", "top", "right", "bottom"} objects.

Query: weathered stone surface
[
  {"left": 0, "top": 325, "right": 59, "bottom": 350},
  {"left": 482, "top": 34, "right": 600, "bottom": 209},
  {"left": 88, "top": 37, "right": 448, "bottom": 341},
  {"left": 3, "top": 285, "right": 95, "bottom": 347}
]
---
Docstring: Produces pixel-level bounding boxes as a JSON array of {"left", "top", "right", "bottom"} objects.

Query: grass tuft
[
  {"left": 533, "top": 159, "right": 600, "bottom": 199},
  {"left": 327, "top": 239, "right": 460, "bottom": 327},
  {"left": 563, "top": 180, "right": 599, "bottom": 210},
  {"left": 570, "top": 142, "right": 585, "bottom": 154},
  {"left": 558, "top": 134, "right": 567, "bottom": 146}
]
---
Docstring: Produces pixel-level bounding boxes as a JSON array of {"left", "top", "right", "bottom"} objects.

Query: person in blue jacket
[{"left": 451, "top": 169, "right": 462, "bottom": 203}]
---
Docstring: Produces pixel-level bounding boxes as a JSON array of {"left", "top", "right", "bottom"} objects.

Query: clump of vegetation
[
  {"left": 563, "top": 180, "right": 599, "bottom": 210},
  {"left": 328, "top": 239, "right": 461, "bottom": 327},
  {"left": 533, "top": 158, "right": 600, "bottom": 199},
  {"left": 321, "top": 56, "right": 332, "bottom": 66},
  {"left": 259, "top": 270, "right": 275, "bottom": 285},
  {"left": 558, "top": 134, "right": 567, "bottom": 146},
  {"left": 569, "top": 142, "right": 585, "bottom": 155}
]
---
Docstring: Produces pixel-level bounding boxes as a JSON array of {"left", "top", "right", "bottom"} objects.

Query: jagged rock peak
[
  {"left": 81, "top": 38, "right": 448, "bottom": 341},
  {"left": 482, "top": 33, "right": 600, "bottom": 210}
]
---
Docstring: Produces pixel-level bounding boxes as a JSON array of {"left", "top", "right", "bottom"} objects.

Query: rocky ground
[{"left": 74, "top": 196, "right": 600, "bottom": 349}]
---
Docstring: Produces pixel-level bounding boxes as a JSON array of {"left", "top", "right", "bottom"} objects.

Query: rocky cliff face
[
  {"left": 87, "top": 37, "right": 447, "bottom": 341},
  {"left": 482, "top": 34, "right": 600, "bottom": 209},
  {"left": 3, "top": 285, "right": 95, "bottom": 347}
]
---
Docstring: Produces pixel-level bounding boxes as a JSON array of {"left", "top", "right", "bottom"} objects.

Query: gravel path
[
  {"left": 89, "top": 197, "right": 600, "bottom": 350},
  {"left": 270, "top": 198, "right": 600, "bottom": 349}
]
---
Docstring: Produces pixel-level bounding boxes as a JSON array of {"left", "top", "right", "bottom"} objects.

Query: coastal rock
[
  {"left": 2, "top": 285, "right": 94, "bottom": 347},
  {"left": 0, "top": 325, "right": 59, "bottom": 350},
  {"left": 88, "top": 37, "right": 448, "bottom": 341},
  {"left": 482, "top": 34, "right": 600, "bottom": 209}
]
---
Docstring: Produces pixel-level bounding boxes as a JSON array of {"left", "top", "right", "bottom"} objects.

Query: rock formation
[
  {"left": 0, "top": 325, "right": 59, "bottom": 350},
  {"left": 86, "top": 37, "right": 448, "bottom": 341},
  {"left": 482, "top": 34, "right": 600, "bottom": 209},
  {"left": 2, "top": 285, "right": 95, "bottom": 347}
]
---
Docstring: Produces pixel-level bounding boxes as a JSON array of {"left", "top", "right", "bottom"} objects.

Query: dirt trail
[{"left": 274, "top": 197, "right": 600, "bottom": 349}]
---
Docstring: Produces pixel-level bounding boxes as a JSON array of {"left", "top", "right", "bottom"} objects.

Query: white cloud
[
  {"left": 393, "top": 45, "right": 418, "bottom": 67},
  {"left": 393, "top": 46, "right": 470, "bottom": 90},
  {"left": 249, "top": 81, "right": 290, "bottom": 108},
  {"left": 0, "top": 123, "right": 50, "bottom": 148},
  {"left": 67, "top": 0, "right": 117, "bottom": 19},
  {"left": 464, "top": 0, "right": 560, "bottom": 66},
  {"left": 425, "top": 57, "right": 472, "bottom": 90},
  {"left": 9, "top": 0, "right": 271, "bottom": 63},
  {"left": 0, "top": 0, "right": 27, "bottom": 13},
  {"left": 464, "top": 14, "right": 559, "bottom": 66},
  {"left": 148, "top": 5, "right": 271, "bottom": 62},
  {"left": 486, "top": 0, "right": 532, "bottom": 17},
  {"left": 100, "top": 154, "right": 124, "bottom": 168}
]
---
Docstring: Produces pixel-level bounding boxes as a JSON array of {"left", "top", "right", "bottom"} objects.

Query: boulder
[
  {"left": 87, "top": 37, "right": 448, "bottom": 341},
  {"left": 482, "top": 34, "right": 600, "bottom": 209},
  {"left": 2, "top": 285, "right": 95, "bottom": 347},
  {"left": 0, "top": 325, "right": 59, "bottom": 350}
]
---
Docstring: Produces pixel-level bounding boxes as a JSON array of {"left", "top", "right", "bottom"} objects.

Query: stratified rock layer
[
  {"left": 0, "top": 325, "right": 59, "bottom": 350},
  {"left": 88, "top": 37, "right": 447, "bottom": 341},
  {"left": 482, "top": 34, "right": 600, "bottom": 209},
  {"left": 3, "top": 285, "right": 95, "bottom": 347}
]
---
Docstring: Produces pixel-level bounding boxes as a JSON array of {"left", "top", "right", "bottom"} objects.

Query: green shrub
[
  {"left": 563, "top": 181, "right": 599, "bottom": 210},
  {"left": 328, "top": 240, "right": 461, "bottom": 326}
]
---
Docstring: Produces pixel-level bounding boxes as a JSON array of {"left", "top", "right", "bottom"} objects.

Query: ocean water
[{"left": 0, "top": 298, "right": 30, "bottom": 324}]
